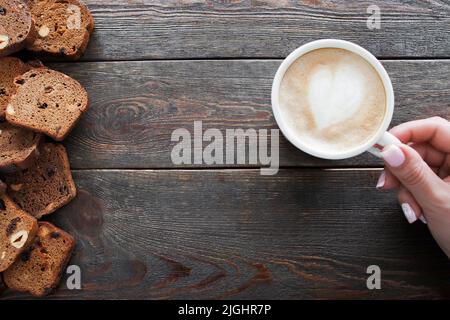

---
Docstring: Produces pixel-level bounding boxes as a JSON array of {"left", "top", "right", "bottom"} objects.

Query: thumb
[{"left": 381, "top": 144, "right": 446, "bottom": 204}]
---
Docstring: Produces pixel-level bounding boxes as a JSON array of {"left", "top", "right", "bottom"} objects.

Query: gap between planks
[
  {"left": 71, "top": 167, "right": 384, "bottom": 172},
  {"left": 51, "top": 57, "right": 450, "bottom": 64}
]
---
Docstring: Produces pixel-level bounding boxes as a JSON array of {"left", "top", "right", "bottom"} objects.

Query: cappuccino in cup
[
  {"left": 278, "top": 48, "right": 386, "bottom": 154},
  {"left": 272, "top": 39, "right": 398, "bottom": 160}
]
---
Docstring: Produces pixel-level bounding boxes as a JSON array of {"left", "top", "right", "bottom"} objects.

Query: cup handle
[{"left": 368, "top": 132, "right": 402, "bottom": 158}]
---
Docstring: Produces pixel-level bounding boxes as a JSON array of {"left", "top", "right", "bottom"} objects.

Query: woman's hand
[{"left": 376, "top": 116, "right": 450, "bottom": 258}]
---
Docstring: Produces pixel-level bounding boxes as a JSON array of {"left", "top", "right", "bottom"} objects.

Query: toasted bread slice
[
  {"left": 6, "top": 68, "right": 89, "bottom": 141},
  {"left": 0, "top": 0, "right": 36, "bottom": 57},
  {"left": 2, "top": 143, "right": 77, "bottom": 218},
  {"left": 0, "top": 195, "right": 38, "bottom": 272},
  {"left": 27, "top": 0, "right": 94, "bottom": 60},
  {"left": 3, "top": 222, "right": 75, "bottom": 297},
  {"left": 0, "top": 122, "right": 43, "bottom": 173},
  {"left": 0, "top": 57, "right": 32, "bottom": 119}
]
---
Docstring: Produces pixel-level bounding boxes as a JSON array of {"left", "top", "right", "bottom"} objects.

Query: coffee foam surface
[{"left": 279, "top": 48, "right": 386, "bottom": 154}]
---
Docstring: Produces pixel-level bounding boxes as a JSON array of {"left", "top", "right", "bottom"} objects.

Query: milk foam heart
[
  {"left": 308, "top": 61, "right": 365, "bottom": 130},
  {"left": 278, "top": 48, "right": 386, "bottom": 153}
]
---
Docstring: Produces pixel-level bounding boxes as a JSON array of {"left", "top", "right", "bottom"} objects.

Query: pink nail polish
[
  {"left": 376, "top": 171, "right": 385, "bottom": 189},
  {"left": 381, "top": 145, "right": 405, "bottom": 168},
  {"left": 401, "top": 203, "right": 417, "bottom": 224},
  {"left": 419, "top": 215, "right": 427, "bottom": 224}
]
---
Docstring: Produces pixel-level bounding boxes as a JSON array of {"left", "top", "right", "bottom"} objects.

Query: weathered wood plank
[
  {"left": 1, "top": 169, "right": 448, "bottom": 299},
  {"left": 47, "top": 60, "right": 450, "bottom": 169},
  {"left": 77, "top": 0, "right": 450, "bottom": 60}
]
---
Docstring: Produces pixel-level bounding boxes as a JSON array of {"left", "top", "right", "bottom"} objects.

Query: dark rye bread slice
[
  {"left": 2, "top": 143, "right": 77, "bottom": 218},
  {"left": 0, "top": 195, "right": 38, "bottom": 272},
  {"left": 27, "top": 0, "right": 94, "bottom": 60},
  {"left": 0, "top": 57, "right": 32, "bottom": 119},
  {"left": 3, "top": 222, "right": 75, "bottom": 297},
  {"left": 0, "top": 122, "right": 43, "bottom": 173},
  {"left": 6, "top": 68, "right": 89, "bottom": 141},
  {"left": 0, "top": 0, "right": 36, "bottom": 57}
]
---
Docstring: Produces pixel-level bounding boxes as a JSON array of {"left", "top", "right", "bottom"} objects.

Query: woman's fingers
[
  {"left": 378, "top": 166, "right": 440, "bottom": 190},
  {"left": 410, "top": 143, "right": 446, "bottom": 168},
  {"left": 397, "top": 186, "right": 426, "bottom": 224},
  {"left": 381, "top": 143, "right": 448, "bottom": 208},
  {"left": 377, "top": 142, "right": 446, "bottom": 190},
  {"left": 390, "top": 117, "right": 450, "bottom": 153},
  {"left": 438, "top": 155, "right": 450, "bottom": 179}
]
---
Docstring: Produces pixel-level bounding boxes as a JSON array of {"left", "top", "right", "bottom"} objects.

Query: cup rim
[{"left": 271, "top": 39, "right": 395, "bottom": 160}]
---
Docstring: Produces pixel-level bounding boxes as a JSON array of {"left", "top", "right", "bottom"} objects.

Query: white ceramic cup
[{"left": 271, "top": 39, "right": 401, "bottom": 160}]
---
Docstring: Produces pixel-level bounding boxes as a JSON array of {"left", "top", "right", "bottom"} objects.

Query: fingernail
[
  {"left": 381, "top": 145, "right": 405, "bottom": 168},
  {"left": 376, "top": 171, "right": 385, "bottom": 189},
  {"left": 419, "top": 215, "right": 427, "bottom": 224},
  {"left": 401, "top": 203, "right": 417, "bottom": 224}
]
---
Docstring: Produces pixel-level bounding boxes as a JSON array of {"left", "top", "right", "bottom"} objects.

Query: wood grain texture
[
  {"left": 76, "top": 0, "right": 450, "bottom": 60},
  {"left": 47, "top": 60, "right": 450, "bottom": 169},
  {"left": 1, "top": 0, "right": 448, "bottom": 300},
  {"left": 1, "top": 169, "right": 449, "bottom": 300}
]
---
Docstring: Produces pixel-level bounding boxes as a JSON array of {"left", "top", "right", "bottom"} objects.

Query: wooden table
[{"left": 3, "top": 0, "right": 450, "bottom": 299}]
